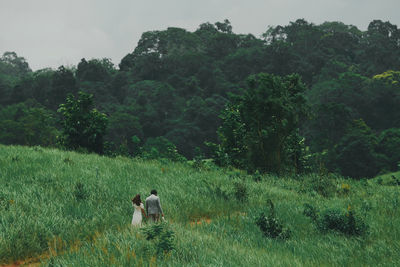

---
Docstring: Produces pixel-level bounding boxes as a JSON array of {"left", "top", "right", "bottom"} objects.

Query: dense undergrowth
[{"left": 0, "top": 144, "right": 399, "bottom": 266}]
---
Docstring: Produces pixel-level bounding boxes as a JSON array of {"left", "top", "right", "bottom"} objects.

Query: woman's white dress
[{"left": 131, "top": 202, "right": 144, "bottom": 226}]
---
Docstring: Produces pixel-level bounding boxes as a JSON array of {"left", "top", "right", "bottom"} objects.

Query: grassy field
[{"left": 0, "top": 144, "right": 399, "bottom": 266}]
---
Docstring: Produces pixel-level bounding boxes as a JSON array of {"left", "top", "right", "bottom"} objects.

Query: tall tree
[
  {"left": 58, "top": 91, "right": 108, "bottom": 154},
  {"left": 217, "top": 73, "right": 308, "bottom": 173}
]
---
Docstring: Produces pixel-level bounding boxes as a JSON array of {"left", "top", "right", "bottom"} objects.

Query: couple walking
[{"left": 131, "top": 189, "right": 164, "bottom": 227}]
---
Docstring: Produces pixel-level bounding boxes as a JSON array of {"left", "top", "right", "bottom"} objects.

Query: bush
[
  {"left": 388, "top": 175, "right": 400, "bottom": 186},
  {"left": 318, "top": 208, "right": 368, "bottom": 236},
  {"left": 255, "top": 200, "right": 291, "bottom": 239},
  {"left": 141, "top": 222, "right": 175, "bottom": 255},
  {"left": 303, "top": 204, "right": 368, "bottom": 236}
]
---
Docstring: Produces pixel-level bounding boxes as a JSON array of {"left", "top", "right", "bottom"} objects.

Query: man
[{"left": 145, "top": 189, "right": 164, "bottom": 222}]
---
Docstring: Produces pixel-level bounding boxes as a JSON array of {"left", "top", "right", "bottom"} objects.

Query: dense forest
[{"left": 1, "top": 19, "right": 400, "bottom": 178}]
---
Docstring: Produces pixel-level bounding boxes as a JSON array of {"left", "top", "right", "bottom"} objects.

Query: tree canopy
[{"left": 1, "top": 19, "right": 400, "bottom": 178}]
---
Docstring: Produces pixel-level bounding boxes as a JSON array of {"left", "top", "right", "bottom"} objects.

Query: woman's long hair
[{"left": 132, "top": 194, "right": 141, "bottom": 206}]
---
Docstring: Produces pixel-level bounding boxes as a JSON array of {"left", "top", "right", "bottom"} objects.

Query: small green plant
[
  {"left": 73, "top": 181, "right": 89, "bottom": 201},
  {"left": 389, "top": 175, "right": 400, "bottom": 186},
  {"left": 141, "top": 222, "right": 175, "bottom": 255},
  {"left": 303, "top": 204, "right": 368, "bottom": 236},
  {"left": 255, "top": 200, "right": 291, "bottom": 239},
  {"left": 156, "top": 228, "right": 175, "bottom": 254}
]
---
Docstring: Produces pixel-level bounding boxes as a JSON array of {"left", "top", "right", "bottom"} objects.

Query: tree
[
  {"left": 76, "top": 58, "right": 115, "bottom": 83},
  {"left": 365, "top": 71, "right": 400, "bottom": 130},
  {"left": 0, "top": 101, "right": 58, "bottom": 146},
  {"left": 330, "top": 119, "right": 383, "bottom": 179},
  {"left": 306, "top": 103, "right": 352, "bottom": 152},
  {"left": 105, "top": 110, "right": 143, "bottom": 156},
  {"left": 140, "top": 136, "right": 186, "bottom": 162},
  {"left": 217, "top": 73, "right": 308, "bottom": 173},
  {"left": 358, "top": 20, "right": 400, "bottom": 75},
  {"left": 377, "top": 128, "right": 400, "bottom": 171},
  {"left": 58, "top": 91, "right": 108, "bottom": 154},
  {"left": 50, "top": 66, "right": 77, "bottom": 109},
  {"left": 0, "top": 51, "right": 31, "bottom": 77}
]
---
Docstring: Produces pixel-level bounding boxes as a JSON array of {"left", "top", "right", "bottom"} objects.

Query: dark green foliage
[
  {"left": 142, "top": 223, "right": 164, "bottom": 240},
  {"left": 377, "top": 128, "right": 400, "bottom": 171},
  {"left": 0, "top": 52, "right": 31, "bottom": 78},
  {"left": 318, "top": 209, "right": 368, "bottom": 236},
  {"left": 141, "top": 222, "right": 175, "bottom": 254},
  {"left": 156, "top": 229, "right": 175, "bottom": 254},
  {"left": 388, "top": 175, "right": 400, "bottom": 186},
  {"left": 306, "top": 103, "right": 353, "bottom": 152},
  {"left": 140, "top": 137, "right": 186, "bottom": 162},
  {"left": 50, "top": 66, "right": 77, "bottom": 110},
  {"left": 330, "top": 119, "right": 382, "bottom": 179},
  {"left": 58, "top": 91, "right": 108, "bottom": 154},
  {"left": 2, "top": 19, "right": 400, "bottom": 177},
  {"left": 303, "top": 204, "right": 368, "bottom": 236},
  {"left": 0, "top": 101, "right": 58, "bottom": 146},
  {"left": 105, "top": 110, "right": 143, "bottom": 156},
  {"left": 77, "top": 58, "right": 115, "bottom": 83},
  {"left": 255, "top": 200, "right": 291, "bottom": 239},
  {"left": 217, "top": 73, "right": 308, "bottom": 173}
]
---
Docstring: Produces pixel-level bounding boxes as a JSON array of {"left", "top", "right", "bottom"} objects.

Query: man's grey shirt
[{"left": 145, "top": 194, "right": 163, "bottom": 215}]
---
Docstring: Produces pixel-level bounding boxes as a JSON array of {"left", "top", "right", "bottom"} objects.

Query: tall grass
[{"left": 0, "top": 144, "right": 399, "bottom": 266}]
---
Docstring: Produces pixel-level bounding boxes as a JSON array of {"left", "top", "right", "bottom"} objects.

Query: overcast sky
[{"left": 1, "top": 0, "right": 399, "bottom": 70}]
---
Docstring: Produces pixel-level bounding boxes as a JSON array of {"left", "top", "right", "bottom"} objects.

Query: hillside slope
[{"left": 0, "top": 145, "right": 399, "bottom": 266}]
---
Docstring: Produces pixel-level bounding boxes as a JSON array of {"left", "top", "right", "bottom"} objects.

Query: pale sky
[{"left": 1, "top": 0, "right": 399, "bottom": 70}]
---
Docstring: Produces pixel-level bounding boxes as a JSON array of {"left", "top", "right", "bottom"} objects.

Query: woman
[{"left": 131, "top": 194, "right": 147, "bottom": 227}]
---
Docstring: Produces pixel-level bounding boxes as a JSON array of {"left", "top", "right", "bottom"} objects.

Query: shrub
[
  {"left": 319, "top": 208, "right": 368, "bottom": 236},
  {"left": 388, "top": 175, "right": 400, "bottom": 186},
  {"left": 255, "top": 200, "right": 291, "bottom": 239},
  {"left": 141, "top": 222, "right": 175, "bottom": 255},
  {"left": 303, "top": 204, "right": 368, "bottom": 236}
]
